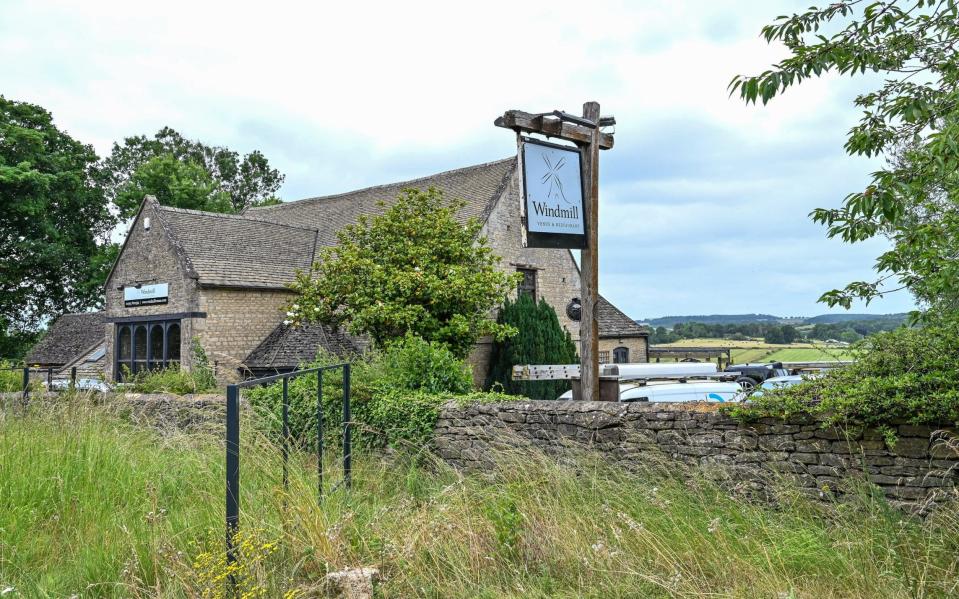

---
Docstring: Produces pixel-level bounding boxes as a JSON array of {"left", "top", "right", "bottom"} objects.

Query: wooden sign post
[{"left": 495, "top": 102, "right": 614, "bottom": 401}]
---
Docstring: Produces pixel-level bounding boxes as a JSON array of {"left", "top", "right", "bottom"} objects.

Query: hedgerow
[{"left": 729, "top": 315, "right": 959, "bottom": 431}]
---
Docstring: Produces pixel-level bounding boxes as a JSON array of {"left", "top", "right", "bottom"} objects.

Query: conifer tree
[{"left": 486, "top": 294, "right": 578, "bottom": 400}]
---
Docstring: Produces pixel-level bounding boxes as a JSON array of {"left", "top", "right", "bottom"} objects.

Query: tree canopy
[
  {"left": 731, "top": 0, "right": 959, "bottom": 315},
  {"left": 287, "top": 187, "right": 519, "bottom": 357},
  {"left": 104, "top": 126, "right": 284, "bottom": 218},
  {"left": 0, "top": 96, "right": 114, "bottom": 335}
]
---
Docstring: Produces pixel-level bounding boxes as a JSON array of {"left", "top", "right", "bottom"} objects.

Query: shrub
[
  {"left": 730, "top": 315, "right": 959, "bottom": 430},
  {"left": 382, "top": 334, "right": 474, "bottom": 395},
  {"left": 0, "top": 361, "right": 46, "bottom": 393},
  {"left": 246, "top": 337, "right": 487, "bottom": 449},
  {"left": 486, "top": 294, "right": 578, "bottom": 400},
  {"left": 123, "top": 338, "right": 217, "bottom": 395}
]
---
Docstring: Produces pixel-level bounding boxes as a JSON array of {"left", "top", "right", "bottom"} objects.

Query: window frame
[
  {"left": 516, "top": 267, "right": 537, "bottom": 302},
  {"left": 613, "top": 346, "right": 630, "bottom": 364},
  {"left": 114, "top": 318, "right": 182, "bottom": 381}
]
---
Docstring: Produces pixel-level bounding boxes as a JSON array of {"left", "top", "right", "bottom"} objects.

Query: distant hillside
[
  {"left": 640, "top": 313, "right": 909, "bottom": 328},
  {"left": 642, "top": 314, "right": 782, "bottom": 327},
  {"left": 803, "top": 313, "right": 909, "bottom": 324}
]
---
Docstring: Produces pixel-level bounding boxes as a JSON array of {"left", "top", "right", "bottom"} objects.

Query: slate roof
[
  {"left": 245, "top": 158, "right": 516, "bottom": 253},
  {"left": 597, "top": 296, "right": 649, "bottom": 338},
  {"left": 155, "top": 204, "right": 318, "bottom": 289},
  {"left": 26, "top": 312, "right": 106, "bottom": 366},
  {"left": 243, "top": 322, "right": 366, "bottom": 372}
]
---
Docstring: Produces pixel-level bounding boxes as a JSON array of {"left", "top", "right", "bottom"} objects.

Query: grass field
[
  {"left": 653, "top": 338, "right": 855, "bottom": 364},
  {"left": 2, "top": 400, "right": 958, "bottom": 597}
]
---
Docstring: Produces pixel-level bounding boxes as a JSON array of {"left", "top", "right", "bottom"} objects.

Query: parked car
[
  {"left": 44, "top": 378, "right": 112, "bottom": 393},
  {"left": 558, "top": 380, "right": 744, "bottom": 403},
  {"left": 723, "top": 362, "right": 790, "bottom": 390},
  {"left": 748, "top": 374, "right": 820, "bottom": 398}
]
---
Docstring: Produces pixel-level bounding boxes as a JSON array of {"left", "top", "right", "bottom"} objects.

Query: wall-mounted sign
[
  {"left": 124, "top": 283, "right": 169, "bottom": 307},
  {"left": 520, "top": 137, "right": 587, "bottom": 249}
]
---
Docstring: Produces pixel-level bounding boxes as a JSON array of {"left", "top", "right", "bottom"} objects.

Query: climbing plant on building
[
  {"left": 287, "top": 187, "right": 520, "bottom": 357},
  {"left": 731, "top": 0, "right": 959, "bottom": 316}
]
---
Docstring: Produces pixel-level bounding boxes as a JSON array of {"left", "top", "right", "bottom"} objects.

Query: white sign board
[
  {"left": 124, "top": 283, "right": 169, "bottom": 307},
  {"left": 520, "top": 137, "right": 586, "bottom": 248}
]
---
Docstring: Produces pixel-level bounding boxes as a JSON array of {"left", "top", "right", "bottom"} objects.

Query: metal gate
[{"left": 224, "top": 363, "right": 352, "bottom": 588}]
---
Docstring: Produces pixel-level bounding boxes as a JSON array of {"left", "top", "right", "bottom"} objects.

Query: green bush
[
  {"left": 382, "top": 334, "right": 473, "bottom": 395},
  {"left": 0, "top": 361, "right": 26, "bottom": 392},
  {"left": 246, "top": 336, "right": 490, "bottom": 449},
  {"left": 123, "top": 338, "right": 217, "bottom": 395},
  {"left": 486, "top": 294, "right": 578, "bottom": 400},
  {"left": 730, "top": 315, "right": 959, "bottom": 430}
]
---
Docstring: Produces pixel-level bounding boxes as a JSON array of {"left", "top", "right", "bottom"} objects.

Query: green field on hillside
[{"left": 653, "top": 338, "right": 854, "bottom": 364}]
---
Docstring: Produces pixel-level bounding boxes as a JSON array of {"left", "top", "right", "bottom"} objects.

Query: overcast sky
[{"left": 1, "top": 0, "right": 918, "bottom": 319}]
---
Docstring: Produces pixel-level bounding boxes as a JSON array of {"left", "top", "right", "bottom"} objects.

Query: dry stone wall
[{"left": 435, "top": 401, "right": 959, "bottom": 510}]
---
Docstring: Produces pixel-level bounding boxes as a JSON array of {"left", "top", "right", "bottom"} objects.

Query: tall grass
[{"left": 0, "top": 400, "right": 957, "bottom": 598}]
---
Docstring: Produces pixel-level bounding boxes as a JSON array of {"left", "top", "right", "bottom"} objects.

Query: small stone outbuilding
[{"left": 25, "top": 311, "right": 106, "bottom": 379}]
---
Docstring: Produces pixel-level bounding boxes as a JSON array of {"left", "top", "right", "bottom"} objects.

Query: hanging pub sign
[
  {"left": 519, "top": 137, "right": 587, "bottom": 249},
  {"left": 124, "top": 283, "right": 169, "bottom": 307}
]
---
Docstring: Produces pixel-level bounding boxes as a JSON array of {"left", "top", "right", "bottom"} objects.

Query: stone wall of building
[
  {"left": 481, "top": 170, "right": 583, "bottom": 340},
  {"left": 598, "top": 337, "right": 649, "bottom": 364},
  {"left": 196, "top": 287, "right": 294, "bottom": 379},
  {"left": 104, "top": 201, "right": 202, "bottom": 380},
  {"left": 472, "top": 169, "right": 585, "bottom": 384},
  {"left": 434, "top": 400, "right": 959, "bottom": 510}
]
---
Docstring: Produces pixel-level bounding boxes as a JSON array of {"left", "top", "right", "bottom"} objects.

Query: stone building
[
  {"left": 25, "top": 311, "right": 106, "bottom": 379},
  {"left": 35, "top": 158, "right": 648, "bottom": 383}
]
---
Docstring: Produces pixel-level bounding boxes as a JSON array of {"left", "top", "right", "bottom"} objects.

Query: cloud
[{"left": 0, "top": 0, "right": 917, "bottom": 317}]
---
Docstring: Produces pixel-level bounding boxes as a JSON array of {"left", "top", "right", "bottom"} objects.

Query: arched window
[
  {"left": 115, "top": 319, "right": 182, "bottom": 381},
  {"left": 613, "top": 346, "right": 629, "bottom": 364},
  {"left": 167, "top": 323, "right": 181, "bottom": 364},
  {"left": 133, "top": 326, "right": 148, "bottom": 374}
]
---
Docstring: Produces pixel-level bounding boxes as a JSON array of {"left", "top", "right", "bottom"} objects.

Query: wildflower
[
  {"left": 707, "top": 517, "right": 720, "bottom": 534},
  {"left": 591, "top": 541, "right": 605, "bottom": 554}
]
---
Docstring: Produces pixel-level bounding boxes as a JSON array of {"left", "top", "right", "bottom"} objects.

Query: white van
[{"left": 558, "top": 380, "right": 744, "bottom": 403}]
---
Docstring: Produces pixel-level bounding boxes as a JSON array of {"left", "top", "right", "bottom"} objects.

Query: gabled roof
[
  {"left": 245, "top": 158, "right": 516, "bottom": 251},
  {"left": 598, "top": 296, "right": 649, "bottom": 338},
  {"left": 26, "top": 312, "right": 106, "bottom": 366},
  {"left": 243, "top": 322, "right": 366, "bottom": 372},
  {"left": 154, "top": 204, "right": 318, "bottom": 289}
]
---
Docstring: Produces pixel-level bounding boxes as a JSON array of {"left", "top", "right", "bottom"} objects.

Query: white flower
[
  {"left": 286, "top": 311, "right": 294, "bottom": 317},
  {"left": 707, "top": 517, "right": 720, "bottom": 534},
  {"left": 283, "top": 320, "right": 290, "bottom": 325}
]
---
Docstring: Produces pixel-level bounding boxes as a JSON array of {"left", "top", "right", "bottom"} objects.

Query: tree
[
  {"left": 103, "top": 126, "right": 284, "bottom": 218},
  {"left": 0, "top": 96, "right": 114, "bottom": 334},
  {"left": 764, "top": 327, "right": 785, "bottom": 344},
  {"left": 115, "top": 154, "right": 232, "bottom": 215},
  {"left": 781, "top": 325, "right": 800, "bottom": 344},
  {"left": 731, "top": 1, "right": 959, "bottom": 315},
  {"left": 287, "top": 187, "right": 520, "bottom": 358},
  {"left": 486, "top": 294, "right": 578, "bottom": 400}
]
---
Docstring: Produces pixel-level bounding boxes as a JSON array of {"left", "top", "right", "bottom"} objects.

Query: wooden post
[
  {"left": 494, "top": 103, "right": 613, "bottom": 401},
  {"left": 580, "top": 101, "right": 601, "bottom": 401}
]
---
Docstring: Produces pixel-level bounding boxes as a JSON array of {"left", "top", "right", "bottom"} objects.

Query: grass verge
[{"left": 0, "top": 400, "right": 957, "bottom": 598}]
